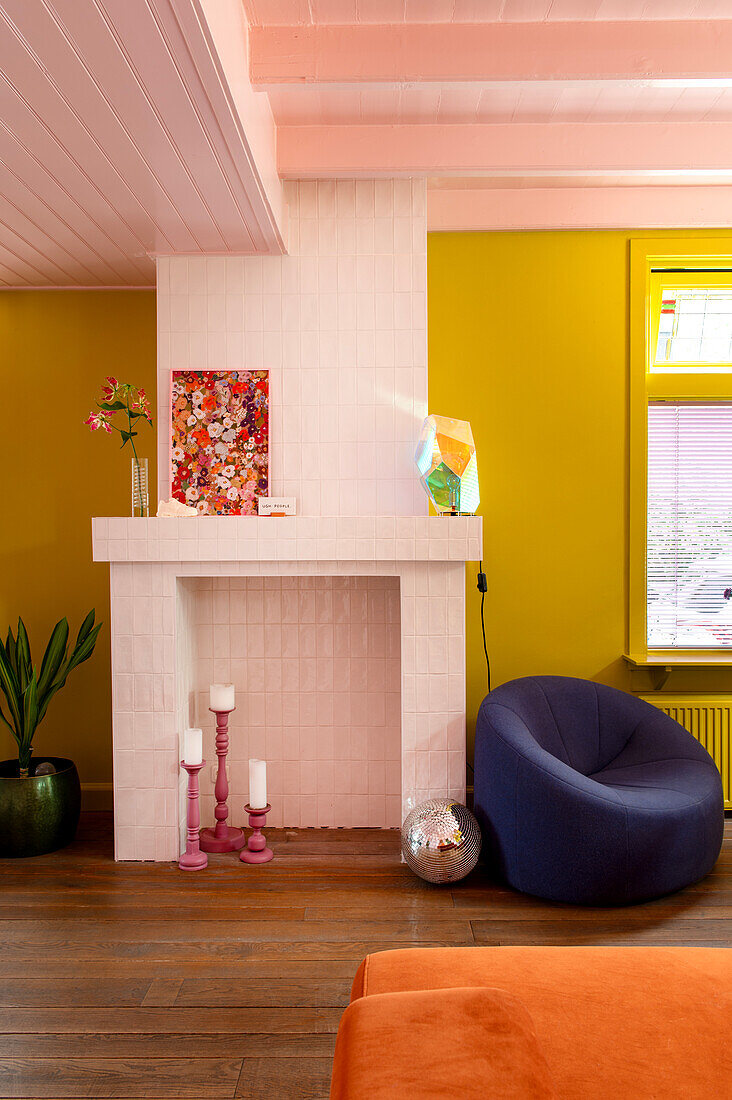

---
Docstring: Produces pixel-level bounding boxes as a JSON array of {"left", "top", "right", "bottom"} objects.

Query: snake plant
[{"left": 0, "top": 611, "right": 102, "bottom": 777}]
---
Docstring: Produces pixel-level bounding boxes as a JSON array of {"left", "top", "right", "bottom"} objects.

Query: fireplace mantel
[
  {"left": 92, "top": 515, "right": 482, "bottom": 564},
  {"left": 96, "top": 514, "right": 481, "bottom": 859}
]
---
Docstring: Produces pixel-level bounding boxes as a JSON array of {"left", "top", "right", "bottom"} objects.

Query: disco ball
[{"left": 401, "top": 798, "right": 481, "bottom": 884}]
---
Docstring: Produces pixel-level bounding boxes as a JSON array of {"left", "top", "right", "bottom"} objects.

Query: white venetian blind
[{"left": 647, "top": 402, "right": 732, "bottom": 649}]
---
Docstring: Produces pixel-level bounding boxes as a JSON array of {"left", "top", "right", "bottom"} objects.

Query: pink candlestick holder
[
  {"left": 179, "top": 760, "right": 207, "bottom": 871},
  {"left": 239, "top": 803, "right": 274, "bottom": 864},
  {"left": 200, "top": 708, "right": 245, "bottom": 854}
]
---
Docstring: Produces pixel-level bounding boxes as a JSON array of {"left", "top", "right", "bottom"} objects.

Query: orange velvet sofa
[{"left": 330, "top": 946, "right": 732, "bottom": 1099}]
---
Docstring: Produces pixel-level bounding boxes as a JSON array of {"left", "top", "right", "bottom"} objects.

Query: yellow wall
[
  {"left": 0, "top": 291, "right": 156, "bottom": 798},
  {"left": 428, "top": 229, "right": 732, "bottom": 764},
  {"left": 428, "top": 231, "right": 633, "bottom": 761}
]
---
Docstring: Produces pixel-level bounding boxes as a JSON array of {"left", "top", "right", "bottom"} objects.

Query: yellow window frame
[{"left": 629, "top": 237, "right": 732, "bottom": 663}]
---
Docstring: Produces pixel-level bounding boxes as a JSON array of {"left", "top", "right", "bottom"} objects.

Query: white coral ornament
[{"left": 156, "top": 498, "right": 197, "bottom": 517}]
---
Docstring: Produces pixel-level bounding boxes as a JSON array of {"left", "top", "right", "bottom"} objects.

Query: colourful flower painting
[{"left": 171, "top": 370, "right": 268, "bottom": 515}]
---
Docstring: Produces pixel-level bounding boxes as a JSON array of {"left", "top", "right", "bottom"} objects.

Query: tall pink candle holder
[
  {"left": 179, "top": 760, "right": 207, "bottom": 871},
  {"left": 200, "top": 708, "right": 245, "bottom": 854},
  {"left": 239, "top": 804, "right": 274, "bottom": 864}
]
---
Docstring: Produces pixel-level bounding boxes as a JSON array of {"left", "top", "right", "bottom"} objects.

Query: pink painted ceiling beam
[
  {"left": 278, "top": 122, "right": 732, "bottom": 177},
  {"left": 251, "top": 20, "right": 732, "bottom": 85},
  {"left": 428, "top": 186, "right": 732, "bottom": 233}
]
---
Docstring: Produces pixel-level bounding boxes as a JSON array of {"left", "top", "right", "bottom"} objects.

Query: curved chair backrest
[{"left": 482, "top": 675, "right": 651, "bottom": 777}]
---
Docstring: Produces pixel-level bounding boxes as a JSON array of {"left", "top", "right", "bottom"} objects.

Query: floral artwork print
[{"left": 171, "top": 370, "right": 268, "bottom": 515}]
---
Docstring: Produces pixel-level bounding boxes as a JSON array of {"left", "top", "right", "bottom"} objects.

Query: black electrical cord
[{"left": 477, "top": 560, "right": 491, "bottom": 693}]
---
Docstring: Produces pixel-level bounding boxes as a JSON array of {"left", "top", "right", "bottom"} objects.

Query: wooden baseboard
[{"left": 81, "top": 782, "right": 113, "bottom": 812}]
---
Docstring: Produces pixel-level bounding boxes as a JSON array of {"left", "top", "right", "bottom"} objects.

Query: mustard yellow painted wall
[
  {"left": 428, "top": 229, "right": 732, "bottom": 764},
  {"left": 0, "top": 291, "right": 156, "bottom": 795},
  {"left": 428, "top": 231, "right": 633, "bottom": 762}
]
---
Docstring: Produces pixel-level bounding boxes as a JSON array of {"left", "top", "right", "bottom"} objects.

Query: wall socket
[{"left": 210, "top": 763, "right": 229, "bottom": 783}]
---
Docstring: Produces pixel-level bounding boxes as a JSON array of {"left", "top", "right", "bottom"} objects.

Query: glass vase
[{"left": 131, "top": 457, "right": 149, "bottom": 518}]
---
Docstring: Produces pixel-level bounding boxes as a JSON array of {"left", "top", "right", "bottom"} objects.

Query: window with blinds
[{"left": 647, "top": 402, "right": 732, "bottom": 648}]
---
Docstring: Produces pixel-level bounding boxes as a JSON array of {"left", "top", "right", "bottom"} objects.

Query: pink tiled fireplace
[
  {"left": 92, "top": 178, "right": 482, "bottom": 860},
  {"left": 93, "top": 517, "right": 480, "bottom": 860}
]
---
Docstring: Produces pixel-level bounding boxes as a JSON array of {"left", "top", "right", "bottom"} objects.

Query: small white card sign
[{"left": 258, "top": 497, "right": 297, "bottom": 516}]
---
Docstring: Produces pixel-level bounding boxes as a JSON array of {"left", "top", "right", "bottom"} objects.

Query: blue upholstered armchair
[{"left": 474, "top": 676, "right": 724, "bottom": 905}]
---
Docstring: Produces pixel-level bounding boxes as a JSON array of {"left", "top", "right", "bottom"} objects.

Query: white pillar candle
[
  {"left": 209, "top": 683, "right": 235, "bottom": 712},
  {"left": 249, "top": 758, "right": 267, "bottom": 809},
  {"left": 183, "top": 728, "right": 203, "bottom": 766}
]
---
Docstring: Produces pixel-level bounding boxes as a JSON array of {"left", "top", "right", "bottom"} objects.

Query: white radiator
[{"left": 639, "top": 694, "right": 732, "bottom": 810}]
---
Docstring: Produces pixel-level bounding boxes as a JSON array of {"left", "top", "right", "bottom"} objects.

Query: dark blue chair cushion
[{"left": 474, "top": 676, "right": 724, "bottom": 905}]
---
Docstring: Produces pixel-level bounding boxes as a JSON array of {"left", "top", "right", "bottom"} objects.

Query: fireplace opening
[{"left": 178, "top": 575, "right": 401, "bottom": 831}]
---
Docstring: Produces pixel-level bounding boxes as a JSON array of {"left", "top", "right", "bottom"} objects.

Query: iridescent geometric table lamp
[{"left": 415, "top": 414, "right": 479, "bottom": 515}]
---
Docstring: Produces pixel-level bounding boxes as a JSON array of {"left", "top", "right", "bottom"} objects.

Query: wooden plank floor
[{"left": 0, "top": 812, "right": 729, "bottom": 1099}]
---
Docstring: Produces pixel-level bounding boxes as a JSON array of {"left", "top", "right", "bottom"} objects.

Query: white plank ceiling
[
  {"left": 242, "top": 0, "right": 732, "bottom": 24},
  {"left": 265, "top": 80, "right": 732, "bottom": 126},
  {"left": 3, "top": 0, "right": 732, "bottom": 285},
  {"left": 0, "top": 0, "right": 283, "bottom": 288}
]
